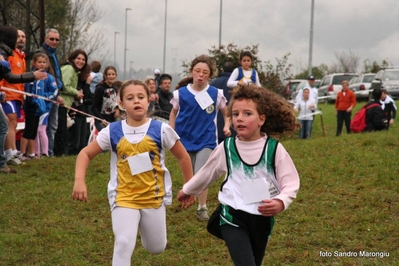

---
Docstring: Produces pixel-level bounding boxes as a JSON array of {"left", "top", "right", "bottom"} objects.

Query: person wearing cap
[
  {"left": 157, "top": 73, "right": 173, "bottom": 120},
  {"left": 295, "top": 75, "right": 318, "bottom": 104},
  {"left": 154, "top": 68, "right": 161, "bottom": 91}
]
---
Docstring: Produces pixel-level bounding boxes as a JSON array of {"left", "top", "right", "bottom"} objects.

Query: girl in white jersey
[
  {"left": 72, "top": 79, "right": 195, "bottom": 266},
  {"left": 178, "top": 84, "right": 300, "bottom": 266}
]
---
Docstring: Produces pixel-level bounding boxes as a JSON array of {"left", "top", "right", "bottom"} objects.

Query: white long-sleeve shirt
[
  {"left": 294, "top": 98, "right": 317, "bottom": 120},
  {"left": 227, "top": 68, "right": 261, "bottom": 88},
  {"left": 182, "top": 135, "right": 300, "bottom": 214},
  {"left": 295, "top": 82, "right": 318, "bottom": 104}
]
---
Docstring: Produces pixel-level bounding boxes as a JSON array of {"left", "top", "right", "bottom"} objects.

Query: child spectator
[
  {"left": 20, "top": 53, "right": 58, "bottom": 159},
  {"left": 91, "top": 66, "right": 119, "bottom": 131},
  {"left": 72, "top": 79, "right": 195, "bottom": 265},
  {"left": 89, "top": 60, "right": 103, "bottom": 95},
  {"left": 169, "top": 54, "right": 231, "bottom": 221},
  {"left": 114, "top": 80, "right": 127, "bottom": 121},
  {"left": 227, "top": 51, "right": 261, "bottom": 88},
  {"left": 178, "top": 84, "right": 300, "bottom": 266}
]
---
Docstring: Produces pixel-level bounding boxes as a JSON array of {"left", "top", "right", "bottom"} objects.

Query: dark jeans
[
  {"left": 54, "top": 106, "right": 68, "bottom": 156},
  {"left": 336, "top": 110, "right": 352, "bottom": 136},
  {"left": 68, "top": 116, "right": 87, "bottom": 155},
  {"left": 0, "top": 110, "right": 8, "bottom": 168}
]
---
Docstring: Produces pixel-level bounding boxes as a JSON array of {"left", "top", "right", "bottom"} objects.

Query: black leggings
[{"left": 220, "top": 224, "right": 269, "bottom": 266}]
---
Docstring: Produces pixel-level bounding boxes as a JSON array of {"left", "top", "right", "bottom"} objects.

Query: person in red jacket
[{"left": 335, "top": 80, "right": 356, "bottom": 136}]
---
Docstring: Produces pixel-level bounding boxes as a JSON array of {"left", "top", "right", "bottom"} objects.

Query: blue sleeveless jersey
[
  {"left": 175, "top": 86, "right": 218, "bottom": 152},
  {"left": 237, "top": 67, "right": 257, "bottom": 83}
]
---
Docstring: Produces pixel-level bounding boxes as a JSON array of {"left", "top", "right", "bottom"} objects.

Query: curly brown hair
[{"left": 228, "top": 84, "right": 299, "bottom": 139}]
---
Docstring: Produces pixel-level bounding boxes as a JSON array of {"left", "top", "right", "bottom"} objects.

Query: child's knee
[
  {"left": 143, "top": 240, "right": 166, "bottom": 255},
  {"left": 114, "top": 236, "right": 135, "bottom": 255}
]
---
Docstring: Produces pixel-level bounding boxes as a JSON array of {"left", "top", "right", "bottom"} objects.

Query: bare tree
[
  {"left": 59, "top": 0, "right": 107, "bottom": 60},
  {"left": 331, "top": 50, "right": 360, "bottom": 73}
]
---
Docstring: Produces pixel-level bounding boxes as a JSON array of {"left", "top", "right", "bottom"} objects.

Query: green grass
[{"left": 0, "top": 102, "right": 398, "bottom": 265}]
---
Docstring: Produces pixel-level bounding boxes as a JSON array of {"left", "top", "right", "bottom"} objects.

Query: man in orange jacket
[
  {"left": 0, "top": 30, "right": 27, "bottom": 165},
  {"left": 335, "top": 80, "right": 356, "bottom": 136}
]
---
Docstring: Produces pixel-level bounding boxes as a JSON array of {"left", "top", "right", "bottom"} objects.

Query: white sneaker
[
  {"left": 197, "top": 207, "right": 209, "bottom": 221},
  {"left": 7, "top": 156, "right": 22, "bottom": 166}
]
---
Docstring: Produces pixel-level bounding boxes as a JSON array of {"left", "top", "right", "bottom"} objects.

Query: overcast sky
[{"left": 93, "top": 0, "right": 399, "bottom": 77}]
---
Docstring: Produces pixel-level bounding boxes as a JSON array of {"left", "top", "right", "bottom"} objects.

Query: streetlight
[
  {"left": 219, "top": 0, "right": 223, "bottom": 48},
  {"left": 308, "top": 0, "right": 315, "bottom": 76},
  {"left": 114, "top": 31, "right": 120, "bottom": 67},
  {"left": 130, "top": 61, "right": 134, "bottom": 78},
  {"left": 124, "top": 8, "right": 132, "bottom": 80},
  {"left": 162, "top": 0, "right": 168, "bottom": 73}
]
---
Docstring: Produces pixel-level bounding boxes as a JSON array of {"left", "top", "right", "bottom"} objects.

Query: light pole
[
  {"left": 114, "top": 31, "right": 120, "bottom": 67},
  {"left": 130, "top": 61, "right": 134, "bottom": 78},
  {"left": 219, "top": 0, "right": 223, "bottom": 48},
  {"left": 162, "top": 0, "right": 167, "bottom": 73},
  {"left": 308, "top": 0, "right": 315, "bottom": 76},
  {"left": 124, "top": 8, "right": 132, "bottom": 80}
]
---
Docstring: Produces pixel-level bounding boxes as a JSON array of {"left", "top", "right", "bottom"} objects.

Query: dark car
[
  {"left": 284, "top": 79, "right": 306, "bottom": 100},
  {"left": 369, "top": 68, "right": 399, "bottom": 100}
]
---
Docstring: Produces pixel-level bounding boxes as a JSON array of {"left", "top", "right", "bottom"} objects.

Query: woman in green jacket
[{"left": 54, "top": 49, "right": 89, "bottom": 156}]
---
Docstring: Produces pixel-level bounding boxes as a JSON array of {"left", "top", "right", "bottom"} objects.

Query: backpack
[{"left": 350, "top": 103, "right": 380, "bottom": 133}]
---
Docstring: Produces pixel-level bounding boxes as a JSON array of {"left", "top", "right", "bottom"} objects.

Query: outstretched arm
[
  {"left": 220, "top": 106, "right": 231, "bottom": 137},
  {"left": 169, "top": 108, "right": 178, "bottom": 129},
  {"left": 169, "top": 140, "right": 195, "bottom": 208},
  {"left": 72, "top": 141, "right": 103, "bottom": 202}
]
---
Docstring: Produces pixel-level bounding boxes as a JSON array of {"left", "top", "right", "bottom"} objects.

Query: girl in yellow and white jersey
[{"left": 72, "top": 79, "right": 194, "bottom": 266}]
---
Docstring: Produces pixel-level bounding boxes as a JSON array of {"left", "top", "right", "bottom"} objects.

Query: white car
[
  {"left": 318, "top": 73, "right": 357, "bottom": 103},
  {"left": 349, "top": 73, "right": 375, "bottom": 101}
]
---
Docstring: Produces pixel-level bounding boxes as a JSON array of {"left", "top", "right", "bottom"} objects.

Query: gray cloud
[{"left": 94, "top": 0, "right": 399, "bottom": 76}]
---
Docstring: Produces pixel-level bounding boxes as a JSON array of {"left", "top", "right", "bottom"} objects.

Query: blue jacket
[{"left": 24, "top": 72, "right": 58, "bottom": 116}]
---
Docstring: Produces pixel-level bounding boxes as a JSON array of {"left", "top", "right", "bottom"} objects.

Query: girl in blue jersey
[
  {"left": 72, "top": 80, "right": 195, "bottom": 266},
  {"left": 227, "top": 51, "right": 261, "bottom": 87},
  {"left": 20, "top": 53, "right": 58, "bottom": 159},
  {"left": 169, "top": 55, "right": 231, "bottom": 221}
]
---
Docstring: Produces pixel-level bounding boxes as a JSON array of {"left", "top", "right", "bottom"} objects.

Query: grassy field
[{"left": 0, "top": 102, "right": 398, "bottom": 265}]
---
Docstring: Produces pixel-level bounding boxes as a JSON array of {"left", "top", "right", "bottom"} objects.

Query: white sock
[
  {"left": 12, "top": 150, "right": 18, "bottom": 155},
  {"left": 5, "top": 149, "right": 13, "bottom": 160},
  {"left": 198, "top": 204, "right": 207, "bottom": 210}
]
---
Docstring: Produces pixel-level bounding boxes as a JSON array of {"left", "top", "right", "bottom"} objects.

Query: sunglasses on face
[{"left": 48, "top": 37, "right": 60, "bottom": 42}]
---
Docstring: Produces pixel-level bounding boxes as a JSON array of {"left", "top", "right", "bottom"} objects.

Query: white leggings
[{"left": 111, "top": 205, "right": 167, "bottom": 266}]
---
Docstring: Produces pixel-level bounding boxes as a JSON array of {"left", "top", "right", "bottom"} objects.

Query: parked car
[
  {"left": 317, "top": 73, "right": 357, "bottom": 103},
  {"left": 369, "top": 68, "right": 399, "bottom": 100},
  {"left": 290, "top": 79, "right": 322, "bottom": 102},
  {"left": 285, "top": 79, "right": 306, "bottom": 100},
  {"left": 290, "top": 80, "right": 307, "bottom": 101},
  {"left": 314, "top": 80, "right": 321, "bottom": 88},
  {"left": 349, "top": 73, "right": 376, "bottom": 101}
]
